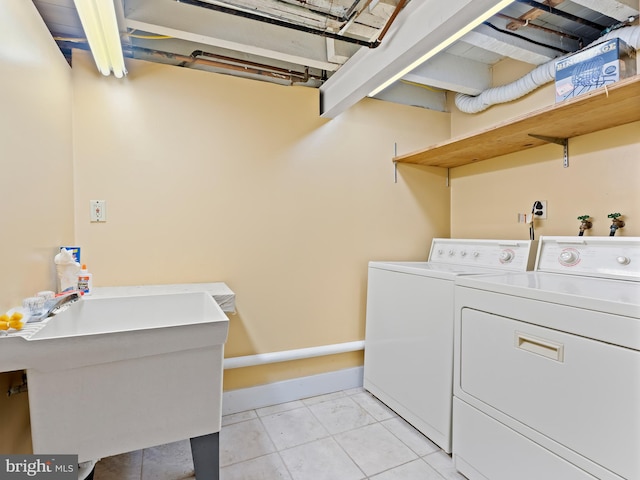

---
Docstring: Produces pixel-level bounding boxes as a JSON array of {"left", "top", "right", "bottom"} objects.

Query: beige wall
[
  {"left": 0, "top": 1, "right": 74, "bottom": 454},
  {"left": 70, "top": 51, "right": 451, "bottom": 390},
  {"left": 450, "top": 122, "right": 640, "bottom": 238},
  {"left": 448, "top": 58, "right": 640, "bottom": 239}
]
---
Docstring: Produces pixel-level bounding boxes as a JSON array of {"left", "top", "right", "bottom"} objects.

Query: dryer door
[{"left": 459, "top": 307, "right": 640, "bottom": 480}]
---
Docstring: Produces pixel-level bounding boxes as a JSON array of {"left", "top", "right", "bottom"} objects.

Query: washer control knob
[
  {"left": 437, "top": 249, "right": 443, "bottom": 256},
  {"left": 559, "top": 249, "right": 580, "bottom": 266},
  {"left": 460, "top": 251, "right": 467, "bottom": 257},
  {"left": 499, "top": 249, "right": 514, "bottom": 263},
  {"left": 472, "top": 251, "right": 480, "bottom": 257},
  {"left": 448, "top": 250, "right": 455, "bottom": 256},
  {"left": 617, "top": 256, "right": 631, "bottom": 265}
]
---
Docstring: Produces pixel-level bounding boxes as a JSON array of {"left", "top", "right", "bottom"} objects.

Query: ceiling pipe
[
  {"left": 376, "top": 0, "right": 407, "bottom": 43},
  {"left": 185, "top": 50, "right": 309, "bottom": 80},
  {"left": 176, "top": 0, "right": 376, "bottom": 47},
  {"left": 483, "top": 21, "right": 570, "bottom": 53},
  {"left": 495, "top": 12, "right": 581, "bottom": 41},
  {"left": 514, "top": 0, "right": 610, "bottom": 31},
  {"left": 175, "top": 0, "right": 407, "bottom": 48},
  {"left": 58, "top": 40, "right": 316, "bottom": 84}
]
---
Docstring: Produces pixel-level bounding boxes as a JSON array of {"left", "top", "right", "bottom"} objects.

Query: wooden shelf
[{"left": 394, "top": 75, "right": 640, "bottom": 168}]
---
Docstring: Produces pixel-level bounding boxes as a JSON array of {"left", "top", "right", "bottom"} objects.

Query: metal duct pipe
[
  {"left": 223, "top": 340, "right": 365, "bottom": 370},
  {"left": 454, "top": 25, "right": 640, "bottom": 114}
]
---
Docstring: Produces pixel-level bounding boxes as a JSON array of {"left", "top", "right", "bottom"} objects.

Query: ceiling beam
[
  {"left": 124, "top": 0, "right": 347, "bottom": 71},
  {"left": 402, "top": 52, "right": 492, "bottom": 96},
  {"left": 319, "top": 0, "right": 517, "bottom": 118}
]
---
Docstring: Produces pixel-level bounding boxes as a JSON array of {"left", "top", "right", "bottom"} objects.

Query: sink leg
[{"left": 190, "top": 432, "right": 220, "bottom": 480}]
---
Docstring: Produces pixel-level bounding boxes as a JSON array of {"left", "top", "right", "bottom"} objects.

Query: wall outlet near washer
[{"left": 533, "top": 200, "right": 547, "bottom": 219}]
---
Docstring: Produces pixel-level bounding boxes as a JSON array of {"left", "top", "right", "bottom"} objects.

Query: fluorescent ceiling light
[
  {"left": 368, "top": 0, "right": 515, "bottom": 97},
  {"left": 73, "top": 0, "right": 127, "bottom": 78}
]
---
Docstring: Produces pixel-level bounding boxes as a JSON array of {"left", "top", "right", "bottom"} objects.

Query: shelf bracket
[
  {"left": 529, "top": 134, "right": 569, "bottom": 168},
  {"left": 393, "top": 142, "right": 398, "bottom": 183}
]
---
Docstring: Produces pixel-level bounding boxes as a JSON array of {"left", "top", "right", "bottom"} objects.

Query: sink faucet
[{"left": 30, "top": 292, "right": 81, "bottom": 322}]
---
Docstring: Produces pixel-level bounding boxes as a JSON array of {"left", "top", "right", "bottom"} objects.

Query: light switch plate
[{"left": 90, "top": 200, "right": 106, "bottom": 222}]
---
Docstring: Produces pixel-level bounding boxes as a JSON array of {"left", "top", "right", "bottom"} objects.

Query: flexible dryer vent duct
[{"left": 454, "top": 26, "right": 640, "bottom": 114}]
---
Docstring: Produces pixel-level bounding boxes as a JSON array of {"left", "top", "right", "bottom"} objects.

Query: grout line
[{"left": 221, "top": 389, "right": 457, "bottom": 479}]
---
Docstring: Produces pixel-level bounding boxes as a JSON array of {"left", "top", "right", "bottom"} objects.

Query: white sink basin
[
  {"left": 4, "top": 291, "right": 229, "bottom": 463},
  {"left": 32, "top": 291, "right": 223, "bottom": 338}
]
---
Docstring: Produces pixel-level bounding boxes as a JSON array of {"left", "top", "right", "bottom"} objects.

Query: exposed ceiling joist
[
  {"left": 125, "top": 0, "right": 346, "bottom": 71},
  {"left": 461, "top": 24, "right": 560, "bottom": 64},
  {"left": 570, "top": 0, "right": 639, "bottom": 20}
]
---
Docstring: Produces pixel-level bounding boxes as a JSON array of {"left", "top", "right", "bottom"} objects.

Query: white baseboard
[{"left": 222, "top": 366, "right": 364, "bottom": 415}]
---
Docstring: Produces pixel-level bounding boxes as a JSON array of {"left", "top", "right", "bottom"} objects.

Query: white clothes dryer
[
  {"left": 364, "top": 238, "right": 537, "bottom": 453},
  {"left": 453, "top": 236, "right": 640, "bottom": 480}
]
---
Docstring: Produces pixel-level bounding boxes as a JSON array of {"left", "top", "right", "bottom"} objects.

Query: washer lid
[
  {"left": 456, "top": 271, "right": 640, "bottom": 319},
  {"left": 369, "top": 261, "right": 506, "bottom": 279}
]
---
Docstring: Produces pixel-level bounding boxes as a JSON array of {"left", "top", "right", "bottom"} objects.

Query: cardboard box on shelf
[{"left": 555, "top": 38, "right": 636, "bottom": 102}]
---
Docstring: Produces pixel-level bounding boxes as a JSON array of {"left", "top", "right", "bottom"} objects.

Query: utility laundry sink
[{"left": 2, "top": 291, "right": 229, "bottom": 464}]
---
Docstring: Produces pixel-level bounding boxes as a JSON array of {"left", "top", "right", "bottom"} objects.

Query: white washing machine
[
  {"left": 453, "top": 236, "right": 640, "bottom": 480},
  {"left": 364, "top": 238, "right": 537, "bottom": 453}
]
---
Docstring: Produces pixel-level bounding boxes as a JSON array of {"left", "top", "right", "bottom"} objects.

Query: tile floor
[{"left": 93, "top": 387, "right": 467, "bottom": 480}]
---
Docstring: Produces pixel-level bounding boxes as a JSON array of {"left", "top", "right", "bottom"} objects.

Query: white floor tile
[
  {"left": 370, "top": 458, "right": 445, "bottom": 480},
  {"left": 343, "top": 387, "right": 365, "bottom": 396},
  {"left": 260, "top": 406, "right": 330, "bottom": 450},
  {"left": 350, "top": 391, "right": 398, "bottom": 422},
  {"left": 91, "top": 388, "right": 466, "bottom": 480},
  {"left": 279, "top": 437, "right": 365, "bottom": 480},
  {"left": 222, "top": 409, "right": 257, "bottom": 426},
  {"left": 256, "top": 400, "right": 306, "bottom": 417},
  {"left": 334, "top": 423, "right": 418, "bottom": 477},
  {"left": 301, "top": 390, "right": 346, "bottom": 406},
  {"left": 424, "top": 451, "right": 468, "bottom": 480},
  {"left": 140, "top": 440, "right": 194, "bottom": 480},
  {"left": 93, "top": 450, "right": 143, "bottom": 480},
  {"left": 381, "top": 417, "right": 440, "bottom": 456},
  {"left": 308, "top": 396, "right": 376, "bottom": 434},
  {"left": 220, "top": 453, "right": 292, "bottom": 480},
  {"left": 220, "top": 418, "right": 276, "bottom": 467}
]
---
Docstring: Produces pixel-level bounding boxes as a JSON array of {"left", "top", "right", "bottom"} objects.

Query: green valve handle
[
  {"left": 577, "top": 215, "right": 590, "bottom": 221},
  {"left": 608, "top": 213, "right": 622, "bottom": 219}
]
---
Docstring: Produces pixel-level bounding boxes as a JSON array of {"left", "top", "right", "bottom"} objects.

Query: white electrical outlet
[
  {"left": 90, "top": 200, "right": 107, "bottom": 222},
  {"left": 534, "top": 200, "right": 547, "bottom": 219}
]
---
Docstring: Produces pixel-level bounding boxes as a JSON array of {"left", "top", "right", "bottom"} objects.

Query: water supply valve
[
  {"left": 608, "top": 213, "right": 625, "bottom": 236},
  {"left": 577, "top": 215, "right": 592, "bottom": 236}
]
